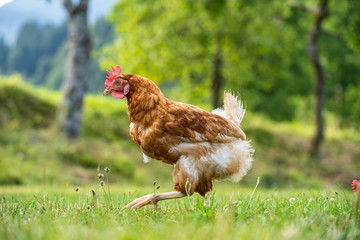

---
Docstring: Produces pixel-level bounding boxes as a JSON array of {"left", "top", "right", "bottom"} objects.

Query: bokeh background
[{"left": 0, "top": 0, "right": 359, "bottom": 189}]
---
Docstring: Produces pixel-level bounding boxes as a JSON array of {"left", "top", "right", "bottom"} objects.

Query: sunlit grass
[
  {"left": 0, "top": 184, "right": 359, "bottom": 240},
  {"left": 0, "top": 77, "right": 359, "bottom": 238}
]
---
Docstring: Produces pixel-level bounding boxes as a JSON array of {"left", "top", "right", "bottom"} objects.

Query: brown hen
[{"left": 103, "top": 68, "right": 254, "bottom": 209}]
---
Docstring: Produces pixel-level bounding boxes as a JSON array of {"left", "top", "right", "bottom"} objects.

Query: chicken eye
[{"left": 116, "top": 80, "right": 121, "bottom": 85}]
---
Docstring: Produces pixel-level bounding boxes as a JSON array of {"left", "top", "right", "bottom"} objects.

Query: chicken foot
[{"left": 123, "top": 191, "right": 186, "bottom": 209}]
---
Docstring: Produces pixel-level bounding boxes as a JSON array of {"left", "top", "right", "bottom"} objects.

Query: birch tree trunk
[
  {"left": 60, "top": 0, "right": 91, "bottom": 139},
  {"left": 308, "top": 0, "right": 328, "bottom": 160}
]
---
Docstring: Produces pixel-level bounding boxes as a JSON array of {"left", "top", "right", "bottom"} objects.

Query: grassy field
[
  {"left": 1, "top": 183, "right": 359, "bottom": 240},
  {"left": 1, "top": 77, "right": 360, "bottom": 239}
]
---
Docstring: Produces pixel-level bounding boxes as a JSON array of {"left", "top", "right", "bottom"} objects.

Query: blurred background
[{"left": 0, "top": 0, "right": 359, "bottom": 189}]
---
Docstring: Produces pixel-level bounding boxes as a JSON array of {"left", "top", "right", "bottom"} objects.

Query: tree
[
  {"left": 103, "top": 0, "right": 313, "bottom": 114},
  {"left": 0, "top": 38, "right": 9, "bottom": 74},
  {"left": 102, "top": 0, "right": 240, "bottom": 108},
  {"left": 290, "top": 0, "right": 360, "bottom": 156},
  {"left": 308, "top": 0, "right": 329, "bottom": 160},
  {"left": 60, "top": 0, "right": 91, "bottom": 138},
  {"left": 103, "top": 0, "right": 360, "bottom": 127},
  {"left": 5, "top": 21, "right": 67, "bottom": 84},
  {"left": 8, "top": 22, "right": 41, "bottom": 76},
  {"left": 26, "top": 18, "right": 113, "bottom": 92}
]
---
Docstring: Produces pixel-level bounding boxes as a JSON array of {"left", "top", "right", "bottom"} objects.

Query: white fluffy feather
[
  {"left": 142, "top": 153, "right": 152, "bottom": 163},
  {"left": 212, "top": 91, "right": 246, "bottom": 126}
]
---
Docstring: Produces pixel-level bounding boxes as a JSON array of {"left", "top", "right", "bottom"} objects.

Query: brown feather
[{"left": 120, "top": 73, "right": 253, "bottom": 196}]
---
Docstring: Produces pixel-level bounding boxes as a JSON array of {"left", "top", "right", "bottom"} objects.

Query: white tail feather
[
  {"left": 212, "top": 91, "right": 246, "bottom": 126},
  {"left": 224, "top": 91, "right": 246, "bottom": 125}
]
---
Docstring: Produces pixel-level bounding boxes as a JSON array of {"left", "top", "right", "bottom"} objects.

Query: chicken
[{"left": 103, "top": 65, "right": 254, "bottom": 209}]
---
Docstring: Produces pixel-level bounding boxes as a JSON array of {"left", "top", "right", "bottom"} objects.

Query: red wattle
[{"left": 112, "top": 91, "right": 125, "bottom": 99}]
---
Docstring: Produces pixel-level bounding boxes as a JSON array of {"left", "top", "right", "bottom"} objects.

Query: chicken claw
[
  {"left": 123, "top": 193, "right": 159, "bottom": 209},
  {"left": 123, "top": 191, "right": 185, "bottom": 209}
]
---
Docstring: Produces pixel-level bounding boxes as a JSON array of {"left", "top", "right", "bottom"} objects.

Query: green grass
[
  {"left": 1, "top": 76, "right": 360, "bottom": 239},
  {"left": 0, "top": 184, "right": 359, "bottom": 240}
]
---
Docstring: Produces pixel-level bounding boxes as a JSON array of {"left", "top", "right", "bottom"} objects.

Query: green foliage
[
  {"left": 0, "top": 76, "right": 57, "bottom": 128},
  {"left": 82, "top": 96, "right": 130, "bottom": 141},
  {"left": 103, "top": 0, "right": 219, "bottom": 104},
  {"left": 102, "top": 0, "right": 360, "bottom": 123},
  {"left": 342, "top": 0, "right": 360, "bottom": 55},
  {"left": 0, "top": 187, "right": 359, "bottom": 239},
  {"left": 1, "top": 1, "right": 359, "bottom": 124},
  {"left": 341, "top": 85, "right": 360, "bottom": 128},
  {"left": 43, "top": 43, "right": 67, "bottom": 90}
]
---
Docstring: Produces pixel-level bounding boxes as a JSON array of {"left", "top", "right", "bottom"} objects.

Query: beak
[{"left": 103, "top": 88, "right": 112, "bottom": 96}]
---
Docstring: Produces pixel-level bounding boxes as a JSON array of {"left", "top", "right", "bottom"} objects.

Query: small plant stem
[
  {"left": 248, "top": 176, "right": 260, "bottom": 208},
  {"left": 33, "top": 195, "right": 45, "bottom": 212},
  {"left": 106, "top": 174, "right": 113, "bottom": 208},
  {"left": 95, "top": 164, "right": 100, "bottom": 196},
  {"left": 101, "top": 186, "right": 111, "bottom": 208},
  {"left": 185, "top": 178, "right": 193, "bottom": 210}
]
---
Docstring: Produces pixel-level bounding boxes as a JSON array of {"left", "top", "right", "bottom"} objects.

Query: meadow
[
  {"left": 1, "top": 0, "right": 359, "bottom": 238},
  {"left": 1, "top": 183, "right": 359, "bottom": 240},
  {"left": 0, "top": 78, "right": 359, "bottom": 239}
]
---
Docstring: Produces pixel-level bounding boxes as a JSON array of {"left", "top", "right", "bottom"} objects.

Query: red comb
[{"left": 105, "top": 65, "right": 122, "bottom": 88}]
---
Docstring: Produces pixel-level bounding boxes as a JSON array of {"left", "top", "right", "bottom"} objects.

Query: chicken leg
[{"left": 123, "top": 191, "right": 186, "bottom": 209}]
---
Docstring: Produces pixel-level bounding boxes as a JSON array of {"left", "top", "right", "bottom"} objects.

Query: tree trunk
[
  {"left": 60, "top": 0, "right": 91, "bottom": 139},
  {"left": 308, "top": 0, "right": 328, "bottom": 160},
  {"left": 211, "top": 34, "right": 223, "bottom": 109}
]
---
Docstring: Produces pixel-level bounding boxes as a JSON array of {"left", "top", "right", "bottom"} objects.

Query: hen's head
[{"left": 103, "top": 65, "right": 130, "bottom": 99}]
